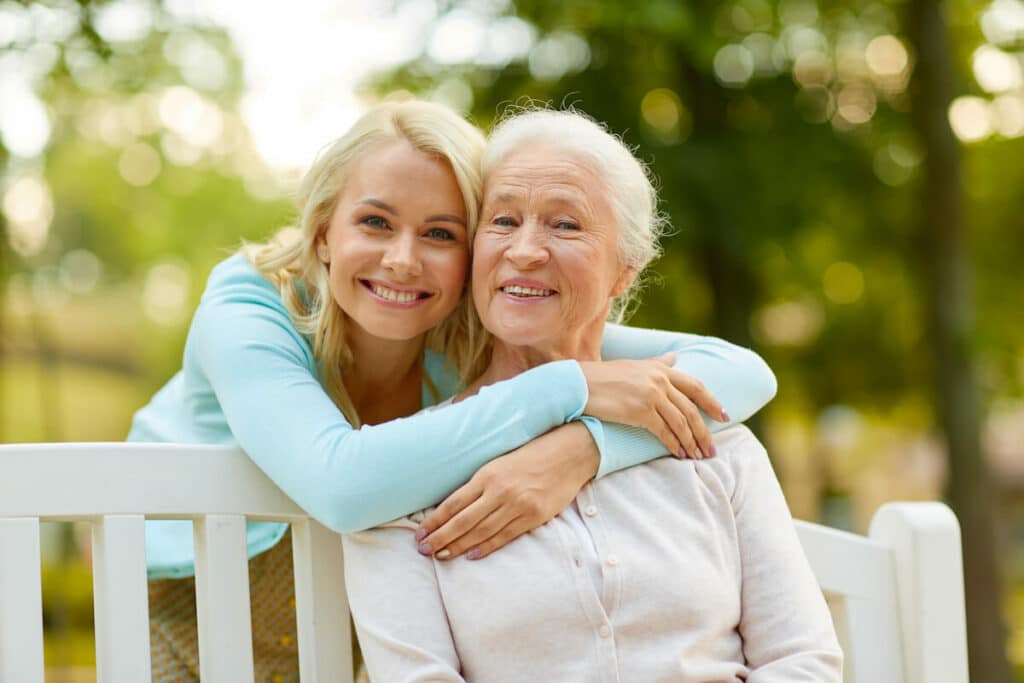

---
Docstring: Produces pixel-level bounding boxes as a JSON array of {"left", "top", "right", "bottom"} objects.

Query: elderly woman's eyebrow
[{"left": 486, "top": 190, "right": 524, "bottom": 205}]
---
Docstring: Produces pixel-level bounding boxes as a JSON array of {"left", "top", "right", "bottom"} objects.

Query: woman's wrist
[{"left": 559, "top": 421, "right": 601, "bottom": 482}]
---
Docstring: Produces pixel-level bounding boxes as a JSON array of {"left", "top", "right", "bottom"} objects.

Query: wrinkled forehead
[{"left": 483, "top": 144, "right": 611, "bottom": 210}]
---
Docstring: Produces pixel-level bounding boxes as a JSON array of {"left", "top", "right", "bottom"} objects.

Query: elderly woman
[{"left": 342, "top": 109, "right": 843, "bottom": 682}]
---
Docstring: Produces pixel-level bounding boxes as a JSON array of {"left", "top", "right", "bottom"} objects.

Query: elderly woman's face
[{"left": 472, "top": 144, "right": 633, "bottom": 352}]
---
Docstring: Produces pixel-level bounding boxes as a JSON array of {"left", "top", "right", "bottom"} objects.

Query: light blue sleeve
[
  {"left": 590, "top": 323, "right": 778, "bottom": 477},
  {"left": 188, "top": 272, "right": 589, "bottom": 533}
]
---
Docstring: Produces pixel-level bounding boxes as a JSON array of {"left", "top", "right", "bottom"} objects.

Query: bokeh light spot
[
  {"left": 713, "top": 44, "right": 755, "bottom": 87},
  {"left": 142, "top": 261, "right": 191, "bottom": 326},
  {"left": 640, "top": 88, "right": 691, "bottom": 144},
  {"left": 752, "top": 298, "right": 824, "bottom": 347},
  {"left": 865, "top": 35, "right": 909, "bottom": 77},
  {"left": 992, "top": 93, "right": 1024, "bottom": 137},
  {"left": 60, "top": 250, "right": 103, "bottom": 294},
  {"left": 528, "top": 30, "right": 590, "bottom": 81},
  {"left": 792, "top": 50, "right": 833, "bottom": 87},
  {"left": 823, "top": 261, "right": 865, "bottom": 304},
  {"left": 949, "top": 96, "right": 993, "bottom": 142},
  {"left": 972, "top": 44, "right": 1024, "bottom": 93},
  {"left": 427, "top": 10, "right": 486, "bottom": 64},
  {"left": 3, "top": 175, "right": 53, "bottom": 256},
  {"left": 836, "top": 85, "right": 877, "bottom": 125},
  {"left": 119, "top": 142, "right": 162, "bottom": 187}
]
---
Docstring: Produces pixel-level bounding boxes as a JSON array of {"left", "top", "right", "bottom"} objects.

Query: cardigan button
[
  {"left": 584, "top": 505, "right": 598, "bottom": 517},
  {"left": 599, "top": 625, "right": 611, "bottom": 638},
  {"left": 606, "top": 555, "right": 619, "bottom": 566}
]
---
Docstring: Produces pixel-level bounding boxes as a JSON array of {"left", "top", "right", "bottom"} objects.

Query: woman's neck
[
  {"left": 343, "top": 323, "right": 426, "bottom": 425},
  {"left": 464, "top": 329, "right": 604, "bottom": 398}
]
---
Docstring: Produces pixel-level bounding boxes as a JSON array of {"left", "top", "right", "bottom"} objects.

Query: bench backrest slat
[
  {"left": 292, "top": 518, "right": 353, "bottom": 681},
  {"left": 194, "top": 514, "right": 256, "bottom": 683},
  {"left": 92, "top": 515, "right": 152, "bottom": 683},
  {"left": 0, "top": 517, "right": 45, "bottom": 683}
]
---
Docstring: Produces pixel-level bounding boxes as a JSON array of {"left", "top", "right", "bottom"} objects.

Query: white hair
[{"left": 482, "top": 107, "right": 667, "bottom": 322}]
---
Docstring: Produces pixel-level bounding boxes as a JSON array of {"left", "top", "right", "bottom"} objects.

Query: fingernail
[
  {"left": 418, "top": 542, "right": 432, "bottom": 555},
  {"left": 709, "top": 444, "right": 718, "bottom": 457},
  {"left": 677, "top": 448, "right": 687, "bottom": 459},
  {"left": 466, "top": 548, "right": 481, "bottom": 560},
  {"left": 721, "top": 411, "right": 730, "bottom": 422},
  {"left": 694, "top": 448, "right": 705, "bottom": 459},
  {"left": 414, "top": 527, "right": 427, "bottom": 541},
  {"left": 435, "top": 549, "right": 452, "bottom": 560}
]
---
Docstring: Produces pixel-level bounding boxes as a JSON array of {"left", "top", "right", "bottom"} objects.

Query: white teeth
[
  {"left": 501, "top": 285, "right": 554, "bottom": 297},
  {"left": 371, "top": 284, "right": 420, "bottom": 303}
]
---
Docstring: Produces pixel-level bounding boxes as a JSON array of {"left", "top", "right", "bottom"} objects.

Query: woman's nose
[
  {"left": 381, "top": 233, "right": 422, "bottom": 278},
  {"left": 505, "top": 222, "right": 548, "bottom": 268}
]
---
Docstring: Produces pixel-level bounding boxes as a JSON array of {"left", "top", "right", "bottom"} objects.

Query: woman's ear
[
  {"left": 611, "top": 266, "right": 638, "bottom": 298},
  {"left": 315, "top": 231, "right": 330, "bottom": 264}
]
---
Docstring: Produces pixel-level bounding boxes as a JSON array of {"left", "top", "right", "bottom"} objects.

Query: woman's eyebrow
[
  {"left": 487, "top": 190, "right": 523, "bottom": 205},
  {"left": 357, "top": 198, "right": 399, "bottom": 214},
  {"left": 425, "top": 213, "right": 466, "bottom": 226}
]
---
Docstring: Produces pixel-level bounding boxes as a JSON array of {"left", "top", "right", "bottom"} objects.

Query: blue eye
[
  {"left": 362, "top": 215, "right": 389, "bottom": 229},
  {"left": 494, "top": 216, "right": 516, "bottom": 227},
  {"left": 426, "top": 227, "right": 456, "bottom": 241},
  {"left": 556, "top": 220, "right": 579, "bottom": 231}
]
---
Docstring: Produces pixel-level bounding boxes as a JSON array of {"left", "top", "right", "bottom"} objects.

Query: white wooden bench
[{"left": 0, "top": 443, "right": 969, "bottom": 682}]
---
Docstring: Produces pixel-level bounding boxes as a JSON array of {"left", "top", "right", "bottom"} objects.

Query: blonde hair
[
  {"left": 242, "top": 99, "right": 490, "bottom": 425},
  {"left": 483, "top": 107, "right": 667, "bottom": 323}
]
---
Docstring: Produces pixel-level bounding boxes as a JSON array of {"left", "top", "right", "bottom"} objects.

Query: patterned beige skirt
[
  {"left": 148, "top": 528, "right": 299, "bottom": 683},
  {"left": 148, "top": 529, "right": 369, "bottom": 682}
]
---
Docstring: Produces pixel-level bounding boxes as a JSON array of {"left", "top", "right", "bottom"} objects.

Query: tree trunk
[{"left": 905, "top": 2, "right": 1012, "bottom": 681}]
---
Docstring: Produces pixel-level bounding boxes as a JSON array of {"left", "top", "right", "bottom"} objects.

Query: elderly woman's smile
[{"left": 472, "top": 144, "right": 635, "bottom": 361}]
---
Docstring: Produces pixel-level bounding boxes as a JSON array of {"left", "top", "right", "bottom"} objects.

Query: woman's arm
[
  {"left": 594, "top": 323, "right": 777, "bottom": 476},
  {"left": 416, "top": 325, "right": 778, "bottom": 560},
  {"left": 187, "top": 263, "right": 592, "bottom": 533},
  {"left": 724, "top": 427, "right": 843, "bottom": 681},
  {"left": 342, "top": 523, "right": 465, "bottom": 682}
]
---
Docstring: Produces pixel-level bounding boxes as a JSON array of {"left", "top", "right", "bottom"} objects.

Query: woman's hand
[
  {"left": 415, "top": 422, "right": 599, "bottom": 561},
  {"left": 579, "top": 352, "right": 727, "bottom": 460}
]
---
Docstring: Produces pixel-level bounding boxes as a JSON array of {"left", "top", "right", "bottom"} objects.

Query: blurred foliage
[{"left": 1, "top": 0, "right": 1023, "bottom": 680}]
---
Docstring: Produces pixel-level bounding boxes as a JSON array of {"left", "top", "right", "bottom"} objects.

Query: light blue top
[{"left": 130, "top": 254, "right": 777, "bottom": 579}]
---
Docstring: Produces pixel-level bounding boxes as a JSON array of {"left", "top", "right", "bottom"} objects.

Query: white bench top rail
[
  {"left": 0, "top": 443, "right": 968, "bottom": 683},
  {"left": 0, "top": 442, "right": 352, "bottom": 683}
]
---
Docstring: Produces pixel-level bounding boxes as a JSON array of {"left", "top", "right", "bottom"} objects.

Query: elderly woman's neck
[{"left": 478, "top": 333, "right": 604, "bottom": 387}]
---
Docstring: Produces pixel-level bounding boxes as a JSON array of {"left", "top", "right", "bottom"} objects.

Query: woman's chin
[{"left": 487, "top": 321, "right": 554, "bottom": 350}]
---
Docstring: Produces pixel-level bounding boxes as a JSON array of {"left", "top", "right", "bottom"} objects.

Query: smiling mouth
[
  {"left": 360, "top": 279, "right": 432, "bottom": 304},
  {"left": 499, "top": 285, "right": 557, "bottom": 299}
]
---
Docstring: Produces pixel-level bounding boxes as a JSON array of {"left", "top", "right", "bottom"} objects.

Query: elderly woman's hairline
[{"left": 483, "top": 108, "right": 666, "bottom": 322}]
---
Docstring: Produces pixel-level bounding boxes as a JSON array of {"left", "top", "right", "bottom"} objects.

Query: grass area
[{"left": 0, "top": 357, "right": 147, "bottom": 443}]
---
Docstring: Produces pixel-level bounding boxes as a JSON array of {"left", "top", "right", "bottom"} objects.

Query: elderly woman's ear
[{"left": 611, "top": 266, "right": 638, "bottom": 298}]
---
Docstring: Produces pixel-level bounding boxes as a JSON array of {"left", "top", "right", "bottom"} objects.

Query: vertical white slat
[
  {"left": 823, "top": 594, "right": 856, "bottom": 683},
  {"left": 291, "top": 520, "right": 352, "bottom": 683},
  {"left": 0, "top": 518, "right": 45, "bottom": 683},
  {"left": 91, "top": 515, "right": 151, "bottom": 683},
  {"left": 842, "top": 594, "right": 905, "bottom": 683},
  {"left": 870, "top": 502, "right": 969, "bottom": 683},
  {"left": 193, "top": 515, "right": 254, "bottom": 683}
]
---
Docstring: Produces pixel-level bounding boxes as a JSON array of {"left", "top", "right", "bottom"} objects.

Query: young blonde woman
[{"left": 129, "top": 99, "right": 777, "bottom": 680}]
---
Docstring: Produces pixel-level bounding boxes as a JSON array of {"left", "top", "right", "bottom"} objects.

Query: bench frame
[{"left": 0, "top": 443, "right": 969, "bottom": 682}]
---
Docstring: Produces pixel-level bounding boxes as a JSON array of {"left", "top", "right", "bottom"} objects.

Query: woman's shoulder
[
  {"left": 200, "top": 252, "right": 283, "bottom": 305},
  {"left": 696, "top": 424, "right": 775, "bottom": 496}
]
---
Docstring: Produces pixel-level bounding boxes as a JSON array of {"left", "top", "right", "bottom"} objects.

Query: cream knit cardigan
[{"left": 343, "top": 425, "right": 843, "bottom": 682}]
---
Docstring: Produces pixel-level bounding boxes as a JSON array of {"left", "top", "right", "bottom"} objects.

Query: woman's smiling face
[
  {"left": 472, "top": 144, "right": 634, "bottom": 356},
  {"left": 318, "top": 139, "right": 470, "bottom": 342}
]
